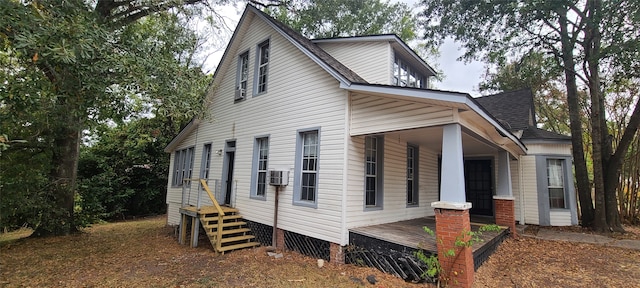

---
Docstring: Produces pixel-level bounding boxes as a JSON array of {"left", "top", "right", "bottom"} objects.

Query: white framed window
[
  {"left": 200, "top": 143, "right": 212, "bottom": 180},
  {"left": 294, "top": 129, "right": 319, "bottom": 207},
  {"left": 251, "top": 137, "right": 269, "bottom": 199},
  {"left": 407, "top": 145, "right": 418, "bottom": 206},
  {"left": 365, "top": 136, "right": 384, "bottom": 209},
  {"left": 255, "top": 39, "right": 270, "bottom": 94},
  {"left": 236, "top": 51, "right": 249, "bottom": 100},
  {"left": 393, "top": 55, "right": 426, "bottom": 88},
  {"left": 547, "top": 159, "right": 566, "bottom": 209},
  {"left": 172, "top": 147, "right": 194, "bottom": 187}
]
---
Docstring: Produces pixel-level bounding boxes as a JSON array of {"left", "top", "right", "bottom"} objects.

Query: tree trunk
[
  {"left": 32, "top": 106, "right": 82, "bottom": 236},
  {"left": 604, "top": 96, "right": 640, "bottom": 229},
  {"left": 584, "top": 0, "right": 611, "bottom": 233},
  {"left": 558, "top": 6, "right": 594, "bottom": 227}
]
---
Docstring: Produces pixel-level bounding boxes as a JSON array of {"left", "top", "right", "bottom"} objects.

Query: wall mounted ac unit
[
  {"left": 269, "top": 170, "right": 289, "bottom": 186},
  {"left": 234, "top": 88, "right": 245, "bottom": 101}
]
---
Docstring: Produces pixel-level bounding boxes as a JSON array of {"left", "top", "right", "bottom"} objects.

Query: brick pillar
[
  {"left": 494, "top": 197, "right": 517, "bottom": 238},
  {"left": 434, "top": 208, "right": 474, "bottom": 288},
  {"left": 330, "top": 243, "right": 344, "bottom": 264},
  {"left": 276, "top": 228, "right": 285, "bottom": 250}
]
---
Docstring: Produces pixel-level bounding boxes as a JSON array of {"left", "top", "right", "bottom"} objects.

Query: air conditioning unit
[
  {"left": 234, "top": 88, "right": 245, "bottom": 101},
  {"left": 269, "top": 170, "right": 289, "bottom": 186}
]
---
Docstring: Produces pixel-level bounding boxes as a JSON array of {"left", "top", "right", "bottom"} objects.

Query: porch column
[
  {"left": 494, "top": 151, "right": 517, "bottom": 238},
  {"left": 431, "top": 124, "right": 473, "bottom": 288}
]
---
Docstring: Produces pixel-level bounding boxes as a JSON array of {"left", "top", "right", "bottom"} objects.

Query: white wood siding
[
  {"left": 549, "top": 210, "right": 573, "bottom": 226},
  {"left": 317, "top": 41, "right": 391, "bottom": 84},
  {"left": 345, "top": 136, "right": 438, "bottom": 231},
  {"left": 520, "top": 155, "right": 539, "bottom": 224},
  {"left": 525, "top": 143, "right": 572, "bottom": 155},
  {"left": 166, "top": 16, "right": 347, "bottom": 243},
  {"left": 350, "top": 93, "right": 454, "bottom": 135}
]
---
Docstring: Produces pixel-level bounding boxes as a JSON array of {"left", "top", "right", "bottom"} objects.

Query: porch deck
[
  {"left": 347, "top": 216, "right": 509, "bottom": 281},
  {"left": 349, "top": 216, "right": 502, "bottom": 253}
]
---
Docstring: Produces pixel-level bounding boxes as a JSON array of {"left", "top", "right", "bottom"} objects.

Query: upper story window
[
  {"left": 393, "top": 56, "right": 425, "bottom": 88},
  {"left": 255, "top": 39, "right": 270, "bottom": 94},
  {"left": 235, "top": 51, "right": 249, "bottom": 101}
]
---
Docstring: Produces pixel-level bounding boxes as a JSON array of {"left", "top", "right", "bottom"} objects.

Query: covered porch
[{"left": 344, "top": 85, "right": 525, "bottom": 285}]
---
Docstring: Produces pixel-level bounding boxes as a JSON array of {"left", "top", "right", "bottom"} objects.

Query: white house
[{"left": 164, "top": 5, "right": 578, "bottom": 263}]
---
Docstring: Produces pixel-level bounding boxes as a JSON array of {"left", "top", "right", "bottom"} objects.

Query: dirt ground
[{"left": 1, "top": 216, "right": 639, "bottom": 287}]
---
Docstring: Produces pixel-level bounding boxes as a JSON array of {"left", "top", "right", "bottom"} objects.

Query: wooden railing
[{"left": 199, "top": 179, "right": 225, "bottom": 252}]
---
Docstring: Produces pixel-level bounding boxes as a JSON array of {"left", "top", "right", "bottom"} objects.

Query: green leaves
[{"left": 266, "top": 0, "right": 418, "bottom": 42}]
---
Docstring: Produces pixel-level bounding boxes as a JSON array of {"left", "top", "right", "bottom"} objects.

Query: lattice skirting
[
  {"left": 244, "top": 220, "right": 273, "bottom": 246},
  {"left": 347, "top": 232, "right": 434, "bottom": 283},
  {"left": 284, "top": 230, "right": 330, "bottom": 261}
]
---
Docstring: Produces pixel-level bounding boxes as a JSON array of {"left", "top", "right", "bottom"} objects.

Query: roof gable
[
  {"left": 312, "top": 34, "right": 437, "bottom": 77},
  {"left": 249, "top": 6, "right": 366, "bottom": 84}
]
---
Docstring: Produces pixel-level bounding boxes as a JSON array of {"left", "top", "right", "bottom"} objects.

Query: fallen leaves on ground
[
  {"left": 474, "top": 237, "right": 640, "bottom": 287},
  {"left": 0, "top": 216, "right": 427, "bottom": 288},
  {"left": 1, "top": 216, "right": 639, "bottom": 288}
]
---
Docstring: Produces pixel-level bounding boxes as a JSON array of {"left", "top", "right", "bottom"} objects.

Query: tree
[
  {"left": 420, "top": 0, "right": 640, "bottom": 232},
  {"left": 263, "top": 0, "right": 442, "bottom": 78},
  {"left": 265, "top": 0, "right": 417, "bottom": 41},
  {"left": 0, "top": 0, "right": 214, "bottom": 235}
]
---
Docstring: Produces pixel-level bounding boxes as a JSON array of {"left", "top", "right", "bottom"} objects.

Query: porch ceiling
[{"left": 385, "top": 126, "right": 502, "bottom": 156}]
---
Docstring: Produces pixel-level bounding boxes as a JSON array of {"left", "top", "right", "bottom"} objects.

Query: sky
[{"left": 203, "top": 2, "right": 486, "bottom": 97}]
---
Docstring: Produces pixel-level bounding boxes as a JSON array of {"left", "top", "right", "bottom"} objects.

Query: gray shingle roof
[
  {"left": 250, "top": 6, "right": 367, "bottom": 84},
  {"left": 476, "top": 89, "right": 571, "bottom": 141},
  {"left": 474, "top": 89, "right": 535, "bottom": 130},
  {"left": 522, "top": 127, "right": 571, "bottom": 140}
]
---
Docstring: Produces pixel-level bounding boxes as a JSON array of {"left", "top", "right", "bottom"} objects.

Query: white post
[
  {"left": 495, "top": 151, "right": 514, "bottom": 198},
  {"left": 432, "top": 124, "right": 470, "bottom": 209}
]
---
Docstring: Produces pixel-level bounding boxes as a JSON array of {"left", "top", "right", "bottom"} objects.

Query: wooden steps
[{"left": 194, "top": 205, "right": 259, "bottom": 254}]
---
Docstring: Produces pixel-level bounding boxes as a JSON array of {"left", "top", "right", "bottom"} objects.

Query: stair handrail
[
  {"left": 199, "top": 179, "right": 225, "bottom": 217},
  {"left": 199, "top": 178, "right": 225, "bottom": 253}
]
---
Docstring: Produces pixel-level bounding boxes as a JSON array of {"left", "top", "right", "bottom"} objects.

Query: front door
[
  {"left": 221, "top": 140, "right": 236, "bottom": 206},
  {"left": 464, "top": 159, "right": 493, "bottom": 216}
]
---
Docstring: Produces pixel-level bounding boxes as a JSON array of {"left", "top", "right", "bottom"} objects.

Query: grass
[{"left": 0, "top": 227, "right": 33, "bottom": 246}]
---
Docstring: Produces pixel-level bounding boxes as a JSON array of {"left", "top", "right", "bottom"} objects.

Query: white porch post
[
  {"left": 496, "top": 151, "right": 513, "bottom": 198},
  {"left": 494, "top": 151, "right": 518, "bottom": 238},
  {"left": 433, "top": 123, "right": 469, "bottom": 208},
  {"left": 431, "top": 123, "right": 474, "bottom": 287}
]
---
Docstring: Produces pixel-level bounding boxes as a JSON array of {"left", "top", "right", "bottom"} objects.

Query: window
[
  {"left": 407, "top": 145, "right": 418, "bottom": 206},
  {"left": 365, "top": 136, "right": 383, "bottom": 209},
  {"left": 294, "top": 129, "right": 319, "bottom": 206},
  {"left": 251, "top": 137, "right": 269, "bottom": 199},
  {"left": 172, "top": 147, "right": 194, "bottom": 186},
  {"left": 200, "top": 144, "right": 212, "bottom": 179},
  {"left": 256, "top": 40, "right": 270, "bottom": 94},
  {"left": 393, "top": 55, "right": 426, "bottom": 88},
  {"left": 547, "top": 159, "right": 566, "bottom": 209},
  {"left": 236, "top": 51, "right": 249, "bottom": 99}
]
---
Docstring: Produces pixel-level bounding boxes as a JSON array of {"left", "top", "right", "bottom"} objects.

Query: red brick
[
  {"left": 276, "top": 228, "right": 285, "bottom": 250},
  {"left": 494, "top": 199, "right": 517, "bottom": 238},
  {"left": 434, "top": 208, "right": 474, "bottom": 288},
  {"left": 330, "top": 242, "right": 344, "bottom": 264}
]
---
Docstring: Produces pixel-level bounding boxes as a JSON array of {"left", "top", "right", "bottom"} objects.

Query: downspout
[
  {"left": 272, "top": 186, "right": 280, "bottom": 247},
  {"left": 519, "top": 155, "right": 526, "bottom": 224}
]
